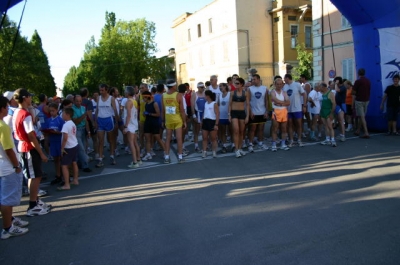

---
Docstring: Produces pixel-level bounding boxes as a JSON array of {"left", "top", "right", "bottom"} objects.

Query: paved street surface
[{"left": 1, "top": 129, "right": 400, "bottom": 265}]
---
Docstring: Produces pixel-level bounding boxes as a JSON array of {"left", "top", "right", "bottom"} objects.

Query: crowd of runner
[{"left": 1, "top": 67, "right": 399, "bottom": 239}]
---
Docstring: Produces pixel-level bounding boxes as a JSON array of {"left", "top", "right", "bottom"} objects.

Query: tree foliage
[
  {"left": 292, "top": 43, "right": 313, "bottom": 81},
  {"left": 0, "top": 16, "right": 55, "bottom": 98},
  {"left": 63, "top": 12, "right": 172, "bottom": 97}
]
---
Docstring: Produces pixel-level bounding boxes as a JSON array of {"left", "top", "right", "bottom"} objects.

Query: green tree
[
  {"left": 63, "top": 66, "right": 79, "bottom": 96},
  {"left": 292, "top": 43, "right": 313, "bottom": 81}
]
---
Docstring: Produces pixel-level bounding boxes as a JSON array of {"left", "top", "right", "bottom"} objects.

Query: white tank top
[
  {"left": 97, "top": 95, "right": 114, "bottom": 118},
  {"left": 249, "top": 85, "right": 267, "bottom": 115},
  {"left": 203, "top": 101, "right": 216, "bottom": 120},
  {"left": 219, "top": 92, "right": 230, "bottom": 120},
  {"left": 272, "top": 90, "right": 286, "bottom": 110},
  {"left": 127, "top": 99, "right": 138, "bottom": 128}
]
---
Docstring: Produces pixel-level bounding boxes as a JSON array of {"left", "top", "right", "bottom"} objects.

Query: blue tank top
[
  {"left": 145, "top": 101, "right": 158, "bottom": 123},
  {"left": 196, "top": 97, "right": 206, "bottom": 112}
]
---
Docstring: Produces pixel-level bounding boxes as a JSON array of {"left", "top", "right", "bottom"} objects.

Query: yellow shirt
[
  {"left": 163, "top": 92, "right": 182, "bottom": 125},
  {"left": 139, "top": 94, "right": 146, "bottom": 123}
]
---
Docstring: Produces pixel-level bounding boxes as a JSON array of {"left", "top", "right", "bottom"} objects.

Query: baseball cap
[
  {"left": 13, "top": 88, "right": 34, "bottom": 102},
  {"left": 3, "top": 91, "right": 14, "bottom": 101},
  {"left": 197, "top": 82, "right": 205, "bottom": 88},
  {"left": 166, "top": 79, "right": 177, "bottom": 87}
]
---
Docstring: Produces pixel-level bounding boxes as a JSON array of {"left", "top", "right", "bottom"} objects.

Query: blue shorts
[
  {"left": 335, "top": 104, "right": 347, "bottom": 115},
  {"left": 0, "top": 172, "right": 23, "bottom": 206},
  {"left": 288, "top": 111, "right": 303, "bottom": 119},
  {"left": 61, "top": 145, "right": 79, "bottom": 166},
  {"left": 97, "top": 117, "right": 114, "bottom": 132},
  {"left": 219, "top": 119, "right": 230, "bottom": 125},
  {"left": 50, "top": 141, "right": 61, "bottom": 157}
]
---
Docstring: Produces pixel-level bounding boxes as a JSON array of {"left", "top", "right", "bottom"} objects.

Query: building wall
[
  {"left": 172, "top": 0, "right": 274, "bottom": 89},
  {"left": 270, "top": 0, "right": 313, "bottom": 78},
  {"left": 312, "top": 0, "right": 355, "bottom": 83}
]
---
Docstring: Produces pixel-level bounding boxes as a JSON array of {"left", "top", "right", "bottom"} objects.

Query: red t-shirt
[
  {"left": 184, "top": 91, "right": 192, "bottom": 106},
  {"left": 230, "top": 84, "right": 236, "bottom": 91},
  {"left": 13, "top": 108, "right": 35, "bottom": 152},
  {"left": 353, "top": 76, "right": 371, "bottom": 102}
]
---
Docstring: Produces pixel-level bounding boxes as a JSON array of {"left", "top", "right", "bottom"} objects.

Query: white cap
[
  {"left": 197, "top": 82, "right": 205, "bottom": 88},
  {"left": 3, "top": 91, "right": 14, "bottom": 101}
]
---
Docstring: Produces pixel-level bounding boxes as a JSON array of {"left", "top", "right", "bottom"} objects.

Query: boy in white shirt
[{"left": 58, "top": 108, "right": 79, "bottom": 191}]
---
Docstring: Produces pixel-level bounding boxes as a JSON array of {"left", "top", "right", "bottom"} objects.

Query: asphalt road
[{"left": 1, "top": 131, "right": 400, "bottom": 265}]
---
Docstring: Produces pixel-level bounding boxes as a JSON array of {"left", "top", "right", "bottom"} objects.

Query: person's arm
[
  {"left": 61, "top": 132, "right": 68, "bottom": 155},
  {"left": 228, "top": 92, "right": 233, "bottom": 122},
  {"left": 1, "top": 128, "right": 21, "bottom": 173},
  {"left": 247, "top": 89, "right": 253, "bottom": 119},
  {"left": 214, "top": 103, "right": 219, "bottom": 131},
  {"left": 264, "top": 89, "right": 269, "bottom": 118},
  {"left": 380, "top": 93, "right": 388, "bottom": 110},
  {"left": 191, "top": 92, "right": 196, "bottom": 118},
  {"left": 329, "top": 92, "right": 336, "bottom": 117},
  {"left": 94, "top": 98, "right": 99, "bottom": 128},
  {"left": 161, "top": 95, "right": 165, "bottom": 126},
  {"left": 23, "top": 116, "right": 47, "bottom": 161},
  {"left": 72, "top": 109, "right": 86, "bottom": 125},
  {"left": 124, "top": 100, "right": 132, "bottom": 134},
  {"left": 283, "top": 92, "right": 291, "bottom": 106},
  {"left": 110, "top": 96, "right": 119, "bottom": 121},
  {"left": 178, "top": 93, "right": 187, "bottom": 129},
  {"left": 153, "top": 102, "right": 160, "bottom": 117},
  {"left": 245, "top": 91, "right": 250, "bottom": 123}
]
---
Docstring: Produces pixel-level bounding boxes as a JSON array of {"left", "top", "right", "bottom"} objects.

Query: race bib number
[{"left": 166, "top": 106, "right": 176, "bottom": 115}]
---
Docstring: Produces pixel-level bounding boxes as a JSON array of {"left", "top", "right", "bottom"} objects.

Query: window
[
  {"left": 342, "top": 58, "right": 354, "bottom": 82},
  {"left": 305, "top": 26, "right": 312, "bottom": 48},
  {"left": 288, "top": 16, "right": 297, "bottom": 21},
  {"left": 208, "top": 18, "right": 212, "bottom": 33},
  {"left": 341, "top": 15, "right": 351, "bottom": 28},
  {"left": 197, "top": 24, "right": 202, "bottom": 38},
  {"left": 188, "top": 29, "right": 191, "bottom": 42},
  {"left": 303, "top": 17, "right": 312, "bottom": 22},
  {"left": 290, "top": 25, "right": 298, "bottom": 48}
]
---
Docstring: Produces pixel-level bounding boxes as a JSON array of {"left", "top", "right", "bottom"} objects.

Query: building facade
[
  {"left": 312, "top": 0, "right": 355, "bottom": 83},
  {"left": 172, "top": 0, "right": 275, "bottom": 88},
  {"left": 269, "top": 0, "right": 313, "bottom": 78}
]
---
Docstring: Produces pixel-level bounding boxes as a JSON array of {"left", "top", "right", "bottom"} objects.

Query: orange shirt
[{"left": 345, "top": 88, "right": 353, "bottom": 105}]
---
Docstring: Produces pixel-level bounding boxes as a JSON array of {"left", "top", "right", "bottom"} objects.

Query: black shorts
[
  {"left": 231, "top": 110, "right": 246, "bottom": 120},
  {"left": 386, "top": 106, "right": 400, "bottom": 121},
  {"left": 21, "top": 148, "right": 43, "bottom": 179},
  {"left": 61, "top": 145, "right": 78, "bottom": 166},
  {"left": 144, "top": 120, "right": 161, "bottom": 134},
  {"left": 249, "top": 115, "right": 267, "bottom": 124},
  {"left": 201, "top": 118, "right": 216, "bottom": 131},
  {"left": 186, "top": 107, "right": 192, "bottom": 117},
  {"left": 346, "top": 104, "right": 353, "bottom": 116}
]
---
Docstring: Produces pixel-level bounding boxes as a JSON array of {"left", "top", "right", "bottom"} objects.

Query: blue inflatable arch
[{"left": 330, "top": 0, "right": 400, "bottom": 131}]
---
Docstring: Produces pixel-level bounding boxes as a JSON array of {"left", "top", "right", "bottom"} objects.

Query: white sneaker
[
  {"left": 320, "top": 140, "right": 331, "bottom": 146},
  {"left": 298, "top": 141, "right": 305, "bottom": 147},
  {"left": 37, "top": 199, "right": 52, "bottom": 209},
  {"left": 248, "top": 145, "right": 254, "bottom": 153},
  {"left": 128, "top": 162, "right": 139, "bottom": 169},
  {"left": 331, "top": 141, "right": 337, "bottom": 147},
  {"left": 212, "top": 151, "right": 217, "bottom": 158},
  {"left": 280, "top": 145, "right": 290, "bottom": 151},
  {"left": 345, "top": 127, "right": 353, "bottom": 132},
  {"left": 271, "top": 145, "right": 277, "bottom": 152},
  {"left": 115, "top": 149, "right": 120, "bottom": 157},
  {"left": 202, "top": 151, "right": 207, "bottom": 158},
  {"left": 235, "top": 150, "right": 242, "bottom": 158},
  {"left": 12, "top": 217, "right": 29, "bottom": 228},
  {"left": 26, "top": 205, "right": 50, "bottom": 217},
  {"left": 340, "top": 135, "right": 346, "bottom": 142},
  {"left": 1, "top": 225, "right": 29, "bottom": 239},
  {"left": 239, "top": 149, "right": 246, "bottom": 156},
  {"left": 142, "top": 153, "right": 152, "bottom": 161},
  {"left": 259, "top": 144, "right": 269, "bottom": 150},
  {"left": 150, "top": 150, "right": 156, "bottom": 156}
]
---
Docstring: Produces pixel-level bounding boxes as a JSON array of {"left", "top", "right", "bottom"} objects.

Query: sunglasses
[{"left": 234, "top": 83, "right": 240, "bottom": 85}]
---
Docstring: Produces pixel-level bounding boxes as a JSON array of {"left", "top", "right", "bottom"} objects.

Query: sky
[{"left": 7, "top": 0, "right": 213, "bottom": 89}]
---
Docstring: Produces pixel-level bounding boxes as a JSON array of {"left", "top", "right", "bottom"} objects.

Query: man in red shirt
[
  {"left": 12, "top": 89, "right": 50, "bottom": 216},
  {"left": 352, "top": 68, "right": 371, "bottom": 138}
]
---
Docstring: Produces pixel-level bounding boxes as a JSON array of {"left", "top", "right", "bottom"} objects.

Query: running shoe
[
  {"left": 310, "top": 136, "right": 318, "bottom": 141},
  {"left": 331, "top": 141, "right": 337, "bottom": 147},
  {"left": 37, "top": 199, "right": 52, "bottom": 209},
  {"left": 259, "top": 144, "right": 269, "bottom": 150},
  {"left": 95, "top": 161, "right": 104, "bottom": 168},
  {"left": 345, "top": 127, "right": 353, "bottom": 132},
  {"left": 150, "top": 150, "right": 156, "bottom": 156},
  {"left": 235, "top": 150, "right": 242, "bottom": 158},
  {"left": 26, "top": 205, "right": 50, "bottom": 217},
  {"left": 340, "top": 135, "right": 346, "bottom": 142},
  {"left": 239, "top": 149, "right": 246, "bottom": 156},
  {"left": 194, "top": 146, "right": 201, "bottom": 153},
  {"left": 298, "top": 141, "right": 305, "bottom": 147},
  {"left": 142, "top": 153, "right": 152, "bottom": 161},
  {"left": 1, "top": 225, "right": 28, "bottom": 239},
  {"left": 221, "top": 146, "right": 227, "bottom": 153},
  {"left": 241, "top": 142, "right": 247, "bottom": 149},
  {"left": 37, "top": 189, "right": 47, "bottom": 197},
  {"left": 248, "top": 145, "right": 254, "bottom": 153},
  {"left": 288, "top": 140, "right": 294, "bottom": 147},
  {"left": 140, "top": 149, "right": 146, "bottom": 158},
  {"left": 164, "top": 158, "right": 171, "bottom": 164},
  {"left": 212, "top": 151, "right": 217, "bottom": 158},
  {"left": 115, "top": 149, "right": 120, "bottom": 157},
  {"left": 320, "top": 140, "right": 331, "bottom": 146},
  {"left": 280, "top": 145, "right": 290, "bottom": 151},
  {"left": 128, "top": 162, "right": 139, "bottom": 169},
  {"left": 183, "top": 149, "right": 189, "bottom": 157},
  {"left": 271, "top": 145, "right": 277, "bottom": 152},
  {"left": 110, "top": 157, "right": 116, "bottom": 165},
  {"left": 12, "top": 217, "right": 29, "bottom": 228},
  {"left": 178, "top": 158, "right": 185, "bottom": 164},
  {"left": 202, "top": 151, "right": 207, "bottom": 158}
]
